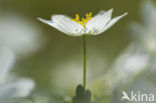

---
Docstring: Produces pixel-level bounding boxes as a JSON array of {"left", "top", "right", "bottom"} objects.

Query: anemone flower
[
  {"left": 38, "top": 9, "right": 127, "bottom": 36},
  {"left": 38, "top": 9, "right": 127, "bottom": 89}
]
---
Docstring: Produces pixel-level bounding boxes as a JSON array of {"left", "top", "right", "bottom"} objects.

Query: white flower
[
  {"left": 0, "top": 48, "right": 34, "bottom": 102},
  {"left": 130, "top": 1, "right": 156, "bottom": 53},
  {"left": 38, "top": 9, "right": 127, "bottom": 36}
]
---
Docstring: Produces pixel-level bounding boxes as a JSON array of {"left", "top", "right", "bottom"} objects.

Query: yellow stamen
[
  {"left": 71, "top": 12, "right": 92, "bottom": 27},
  {"left": 75, "top": 14, "right": 80, "bottom": 21}
]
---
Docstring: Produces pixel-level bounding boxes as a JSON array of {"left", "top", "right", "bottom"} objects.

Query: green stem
[{"left": 82, "top": 35, "right": 86, "bottom": 89}]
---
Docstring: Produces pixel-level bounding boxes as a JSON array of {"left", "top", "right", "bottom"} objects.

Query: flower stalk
[{"left": 82, "top": 35, "right": 86, "bottom": 89}]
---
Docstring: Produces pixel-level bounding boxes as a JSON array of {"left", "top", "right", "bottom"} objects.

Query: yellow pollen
[{"left": 71, "top": 12, "right": 92, "bottom": 27}]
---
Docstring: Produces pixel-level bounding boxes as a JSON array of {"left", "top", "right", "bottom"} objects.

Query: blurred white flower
[
  {"left": 38, "top": 9, "right": 127, "bottom": 36},
  {"left": 0, "top": 48, "right": 34, "bottom": 102},
  {"left": 0, "top": 12, "right": 44, "bottom": 58},
  {"left": 130, "top": 0, "right": 156, "bottom": 53},
  {"left": 0, "top": 79, "right": 34, "bottom": 100},
  {"left": 88, "top": 44, "right": 151, "bottom": 96},
  {"left": 104, "top": 44, "right": 151, "bottom": 87}
]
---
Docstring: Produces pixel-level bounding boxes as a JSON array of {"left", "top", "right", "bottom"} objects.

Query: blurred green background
[{"left": 1, "top": 0, "right": 155, "bottom": 101}]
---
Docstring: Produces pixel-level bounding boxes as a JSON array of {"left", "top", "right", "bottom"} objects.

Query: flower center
[{"left": 71, "top": 12, "right": 92, "bottom": 28}]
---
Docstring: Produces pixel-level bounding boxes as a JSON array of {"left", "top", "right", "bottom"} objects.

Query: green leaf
[{"left": 72, "top": 85, "right": 92, "bottom": 103}]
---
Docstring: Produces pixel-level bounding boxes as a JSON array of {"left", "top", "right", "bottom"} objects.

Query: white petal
[
  {"left": 86, "top": 9, "right": 113, "bottom": 34},
  {"left": 38, "top": 17, "right": 71, "bottom": 35},
  {"left": 0, "top": 79, "right": 34, "bottom": 101},
  {"left": 38, "top": 15, "right": 85, "bottom": 36},
  {"left": 37, "top": 17, "right": 52, "bottom": 25},
  {"left": 52, "top": 15, "right": 86, "bottom": 36},
  {"left": 93, "top": 12, "right": 128, "bottom": 35},
  {"left": 0, "top": 48, "right": 15, "bottom": 84}
]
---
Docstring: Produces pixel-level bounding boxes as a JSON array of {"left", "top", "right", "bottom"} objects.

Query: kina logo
[{"left": 121, "top": 91, "right": 155, "bottom": 102}]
